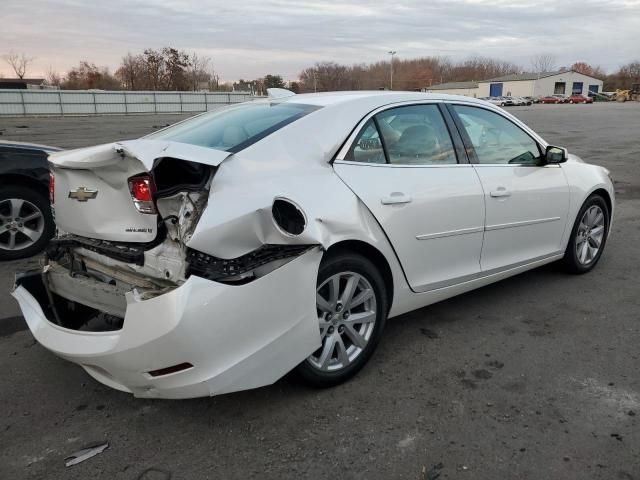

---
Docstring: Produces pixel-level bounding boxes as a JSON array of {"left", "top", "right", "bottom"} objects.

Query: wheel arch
[
  {"left": 590, "top": 188, "right": 613, "bottom": 217},
  {"left": 324, "top": 239, "right": 394, "bottom": 312}
]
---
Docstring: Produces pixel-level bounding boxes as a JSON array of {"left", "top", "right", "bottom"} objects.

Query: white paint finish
[
  {"left": 334, "top": 163, "right": 485, "bottom": 291},
  {"left": 11, "top": 91, "right": 617, "bottom": 398},
  {"left": 387, "top": 252, "right": 565, "bottom": 318},
  {"left": 557, "top": 156, "right": 615, "bottom": 248},
  {"left": 51, "top": 161, "right": 159, "bottom": 243},
  {"left": 473, "top": 165, "right": 570, "bottom": 271},
  {"left": 12, "top": 249, "right": 323, "bottom": 399}
]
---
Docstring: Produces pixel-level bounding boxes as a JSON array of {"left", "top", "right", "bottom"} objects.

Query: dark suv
[{"left": 0, "top": 141, "right": 61, "bottom": 260}]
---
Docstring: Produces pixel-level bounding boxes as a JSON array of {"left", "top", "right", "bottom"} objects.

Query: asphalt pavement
[{"left": 0, "top": 102, "right": 638, "bottom": 479}]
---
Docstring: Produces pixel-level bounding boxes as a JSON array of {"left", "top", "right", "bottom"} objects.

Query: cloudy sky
[{"left": 2, "top": 0, "right": 639, "bottom": 82}]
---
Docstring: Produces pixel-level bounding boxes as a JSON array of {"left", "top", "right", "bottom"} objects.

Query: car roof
[
  {"left": 268, "top": 90, "right": 490, "bottom": 108},
  {"left": 0, "top": 140, "right": 62, "bottom": 152}
]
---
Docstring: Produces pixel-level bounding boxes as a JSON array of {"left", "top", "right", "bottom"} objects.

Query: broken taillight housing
[
  {"left": 128, "top": 174, "right": 157, "bottom": 214},
  {"left": 49, "top": 172, "right": 55, "bottom": 204}
]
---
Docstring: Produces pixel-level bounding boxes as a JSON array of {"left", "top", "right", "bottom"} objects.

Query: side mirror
[{"left": 545, "top": 145, "right": 568, "bottom": 164}]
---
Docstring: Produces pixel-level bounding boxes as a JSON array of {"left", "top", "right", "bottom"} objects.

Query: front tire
[
  {"left": 562, "top": 195, "right": 609, "bottom": 274},
  {"left": 0, "top": 185, "right": 54, "bottom": 261},
  {"left": 295, "top": 251, "right": 388, "bottom": 387}
]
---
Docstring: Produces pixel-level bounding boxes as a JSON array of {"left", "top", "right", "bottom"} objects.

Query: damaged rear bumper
[{"left": 12, "top": 248, "right": 322, "bottom": 399}]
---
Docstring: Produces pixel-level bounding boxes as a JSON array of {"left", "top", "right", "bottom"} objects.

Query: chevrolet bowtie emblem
[{"left": 68, "top": 187, "right": 98, "bottom": 202}]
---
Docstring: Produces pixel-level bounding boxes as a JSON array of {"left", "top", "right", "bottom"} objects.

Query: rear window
[{"left": 146, "top": 102, "right": 320, "bottom": 153}]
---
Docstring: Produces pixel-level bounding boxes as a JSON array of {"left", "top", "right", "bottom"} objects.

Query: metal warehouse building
[{"left": 426, "top": 70, "right": 604, "bottom": 98}]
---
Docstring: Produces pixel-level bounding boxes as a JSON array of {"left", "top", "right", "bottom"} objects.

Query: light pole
[{"left": 388, "top": 50, "right": 396, "bottom": 90}]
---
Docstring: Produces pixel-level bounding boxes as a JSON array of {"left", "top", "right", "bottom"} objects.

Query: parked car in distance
[
  {"left": 515, "top": 96, "right": 533, "bottom": 106},
  {"left": 500, "top": 96, "right": 516, "bottom": 106},
  {"left": 523, "top": 96, "right": 540, "bottom": 104},
  {"left": 12, "top": 91, "right": 614, "bottom": 399},
  {"left": 0, "top": 141, "right": 60, "bottom": 260},
  {"left": 567, "top": 94, "right": 594, "bottom": 104},
  {"left": 540, "top": 95, "right": 563, "bottom": 104},
  {"left": 552, "top": 94, "right": 569, "bottom": 103},
  {"left": 480, "top": 97, "right": 504, "bottom": 107}
]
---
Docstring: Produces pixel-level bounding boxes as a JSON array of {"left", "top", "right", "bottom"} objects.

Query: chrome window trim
[
  {"left": 335, "top": 99, "right": 551, "bottom": 167},
  {"left": 334, "top": 160, "right": 475, "bottom": 169}
]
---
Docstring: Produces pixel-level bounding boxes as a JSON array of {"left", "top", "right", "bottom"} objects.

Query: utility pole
[
  {"left": 388, "top": 51, "right": 397, "bottom": 90},
  {"left": 313, "top": 70, "right": 317, "bottom": 93}
]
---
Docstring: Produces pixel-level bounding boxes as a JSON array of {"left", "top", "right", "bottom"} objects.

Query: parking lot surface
[{"left": 1, "top": 102, "right": 639, "bottom": 479}]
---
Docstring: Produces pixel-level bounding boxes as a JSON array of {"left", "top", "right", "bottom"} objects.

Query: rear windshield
[{"left": 146, "top": 102, "right": 320, "bottom": 153}]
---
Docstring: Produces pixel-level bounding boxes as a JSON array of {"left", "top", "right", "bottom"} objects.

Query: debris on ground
[
  {"left": 137, "top": 467, "right": 172, "bottom": 479},
  {"left": 419, "top": 328, "right": 439, "bottom": 339},
  {"left": 472, "top": 369, "right": 493, "bottom": 379},
  {"left": 422, "top": 462, "right": 444, "bottom": 480},
  {"left": 64, "top": 441, "right": 109, "bottom": 467},
  {"left": 485, "top": 360, "right": 505, "bottom": 369}
]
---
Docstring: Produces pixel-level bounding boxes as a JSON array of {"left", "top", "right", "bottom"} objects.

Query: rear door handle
[
  {"left": 490, "top": 187, "right": 511, "bottom": 198},
  {"left": 381, "top": 192, "right": 412, "bottom": 205}
]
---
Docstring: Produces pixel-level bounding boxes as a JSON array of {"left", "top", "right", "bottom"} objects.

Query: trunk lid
[{"left": 49, "top": 140, "right": 229, "bottom": 243}]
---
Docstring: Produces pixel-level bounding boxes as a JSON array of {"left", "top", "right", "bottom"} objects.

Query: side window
[
  {"left": 451, "top": 105, "right": 541, "bottom": 165},
  {"left": 375, "top": 105, "right": 457, "bottom": 165},
  {"left": 345, "top": 120, "right": 386, "bottom": 164}
]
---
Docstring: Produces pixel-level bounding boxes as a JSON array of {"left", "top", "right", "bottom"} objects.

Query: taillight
[
  {"left": 128, "top": 174, "right": 157, "bottom": 214},
  {"left": 49, "top": 172, "right": 55, "bottom": 204}
]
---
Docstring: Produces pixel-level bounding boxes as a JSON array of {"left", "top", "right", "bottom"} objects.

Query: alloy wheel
[
  {"left": 309, "top": 272, "right": 377, "bottom": 372},
  {"left": 575, "top": 205, "right": 605, "bottom": 265},
  {"left": 0, "top": 198, "right": 45, "bottom": 251}
]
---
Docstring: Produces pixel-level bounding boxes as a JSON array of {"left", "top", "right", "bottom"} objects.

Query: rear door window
[
  {"left": 377, "top": 105, "right": 458, "bottom": 165},
  {"left": 345, "top": 104, "right": 458, "bottom": 165}
]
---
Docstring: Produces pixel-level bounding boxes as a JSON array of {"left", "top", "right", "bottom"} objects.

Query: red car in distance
[
  {"left": 567, "top": 94, "right": 594, "bottom": 104},
  {"left": 539, "top": 96, "right": 563, "bottom": 104}
]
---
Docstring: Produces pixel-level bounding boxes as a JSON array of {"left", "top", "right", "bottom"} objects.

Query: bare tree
[
  {"left": 115, "top": 53, "right": 145, "bottom": 90},
  {"left": 530, "top": 54, "right": 557, "bottom": 73},
  {"left": 187, "top": 53, "right": 207, "bottom": 91},
  {"left": 46, "top": 66, "right": 62, "bottom": 87},
  {"left": 3, "top": 51, "right": 35, "bottom": 79}
]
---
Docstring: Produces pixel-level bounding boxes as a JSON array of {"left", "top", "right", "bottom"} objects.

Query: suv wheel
[{"left": 0, "top": 185, "right": 54, "bottom": 261}]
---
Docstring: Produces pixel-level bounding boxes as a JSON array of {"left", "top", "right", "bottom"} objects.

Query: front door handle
[
  {"left": 490, "top": 187, "right": 511, "bottom": 198},
  {"left": 381, "top": 192, "right": 412, "bottom": 205}
]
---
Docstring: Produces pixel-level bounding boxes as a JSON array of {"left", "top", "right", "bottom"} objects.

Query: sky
[{"left": 2, "top": 0, "right": 639, "bottom": 82}]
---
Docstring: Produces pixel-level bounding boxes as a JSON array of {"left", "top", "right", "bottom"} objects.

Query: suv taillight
[
  {"left": 128, "top": 174, "right": 157, "bottom": 214},
  {"left": 49, "top": 172, "right": 55, "bottom": 204}
]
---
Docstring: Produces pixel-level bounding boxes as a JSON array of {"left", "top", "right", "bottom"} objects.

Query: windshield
[{"left": 146, "top": 102, "right": 321, "bottom": 153}]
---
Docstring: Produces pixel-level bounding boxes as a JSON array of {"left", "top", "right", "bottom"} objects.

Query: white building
[{"left": 425, "top": 70, "right": 604, "bottom": 98}]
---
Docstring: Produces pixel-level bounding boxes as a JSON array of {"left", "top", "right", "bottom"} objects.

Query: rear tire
[
  {"left": 295, "top": 251, "right": 388, "bottom": 387},
  {"left": 562, "top": 195, "right": 609, "bottom": 274},
  {"left": 0, "top": 185, "right": 54, "bottom": 261}
]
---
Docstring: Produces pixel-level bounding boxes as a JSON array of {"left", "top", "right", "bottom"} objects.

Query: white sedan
[{"left": 13, "top": 90, "right": 614, "bottom": 399}]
